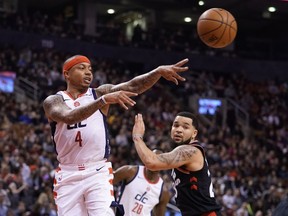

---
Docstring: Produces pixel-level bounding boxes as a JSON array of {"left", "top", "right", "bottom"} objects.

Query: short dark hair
[{"left": 176, "top": 112, "right": 199, "bottom": 130}]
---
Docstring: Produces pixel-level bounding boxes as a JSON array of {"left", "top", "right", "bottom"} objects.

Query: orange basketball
[{"left": 197, "top": 8, "right": 237, "bottom": 48}]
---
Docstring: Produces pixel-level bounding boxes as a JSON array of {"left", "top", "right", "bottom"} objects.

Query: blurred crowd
[
  {"left": 0, "top": 46, "right": 287, "bottom": 216},
  {"left": 0, "top": 6, "right": 287, "bottom": 216},
  {"left": 0, "top": 9, "right": 279, "bottom": 60}
]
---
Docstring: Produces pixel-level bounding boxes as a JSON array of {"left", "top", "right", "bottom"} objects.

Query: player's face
[
  {"left": 170, "top": 116, "right": 198, "bottom": 145},
  {"left": 67, "top": 62, "right": 93, "bottom": 88}
]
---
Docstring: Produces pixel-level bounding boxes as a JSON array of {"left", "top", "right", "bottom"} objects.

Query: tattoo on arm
[
  {"left": 43, "top": 94, "right": 106, "bottom": 124},
  {"left": 157, "top": 147, "right": 198, "bottom": 165},
  {"left": 128, "top": 72, "right": 161, "bottom": 93},
  {"left": 96, "top": 84, "right": 114, "bottom": 95},
  {"left": 43, "top": 95, "right": 64, "bottom": 117},
  {"left": 110, "top": 71, "right": 162, "bottom": 94}
]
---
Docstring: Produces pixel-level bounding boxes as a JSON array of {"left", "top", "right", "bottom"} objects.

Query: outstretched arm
[
  {"left": 98, "top": 59, "right": 189, "bottom": 95},
  {"left": 132, "top": 114, "right": 202, "bottom": 171},
  {"left": 94, "top": 59, "right": 188, "bottom": 115}
]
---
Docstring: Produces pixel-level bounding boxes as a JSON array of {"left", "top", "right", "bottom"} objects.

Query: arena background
[{"left": 0, "top": 0, "right": 287, "bottom": 215}]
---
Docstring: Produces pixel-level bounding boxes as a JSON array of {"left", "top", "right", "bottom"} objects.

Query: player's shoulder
[
  {"left": 44, "top": 94, "right": 63, "bottom": 104},
  {"left": 173, "top": 144, "right": 204, "bottom": 165},
  {"left": 114, "top": 165, "right": 139, "bottom": 184},
  {"left": 43, "top": 94, "right": 63, "bottom": 106},
  {"left": 125, "top": 165, "right": 139, "bottom": 172},
  {"left": 115, "top": 165, "right": 138, "bottom": 173}
]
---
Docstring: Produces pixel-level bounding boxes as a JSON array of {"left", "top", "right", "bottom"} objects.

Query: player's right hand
[
  {"left": 157, "top": 58, "right": 189, "bottom": 85},
  {"left": 103, "top": 91, "right": 138, "bottom": 110},
  {"left": 132, "top": 113, "right": 145, "bottom": 138}
]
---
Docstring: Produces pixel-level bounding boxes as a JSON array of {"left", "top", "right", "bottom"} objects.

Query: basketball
[{"left": 197, "top": 8, "right": 237, "bottom": 48}]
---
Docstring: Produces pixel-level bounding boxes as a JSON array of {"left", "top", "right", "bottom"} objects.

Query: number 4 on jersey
[{"left": 75, "top": 131, "right": 83, "bottom": 147}]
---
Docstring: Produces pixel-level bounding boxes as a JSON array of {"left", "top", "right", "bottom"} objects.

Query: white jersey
[
  {"left": 50, "top": 88, "right": 110, "bottom": 165},
  {"left": 118, "top": 166, "right": 164, "bottom": 216}
]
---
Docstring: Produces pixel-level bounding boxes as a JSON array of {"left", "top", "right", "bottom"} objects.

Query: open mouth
[
  {"left": 83, "top": 77, "right": 91, "bottom": 83},
  {"left": 173, "top": 135, "right": 182, "bottom": 140}
]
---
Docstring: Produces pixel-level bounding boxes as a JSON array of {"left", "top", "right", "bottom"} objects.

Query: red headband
[{"left": 62, "top": 55, "right": 91, "bottom": 73}]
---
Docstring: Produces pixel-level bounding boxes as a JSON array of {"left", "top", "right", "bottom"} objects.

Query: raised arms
[{"left": 132, "top": 114, "right": 203, "bottom": 171}]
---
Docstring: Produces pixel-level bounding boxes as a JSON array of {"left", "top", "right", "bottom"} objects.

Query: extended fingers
[
  {"left": 125, "top": 95, "right": 137, "bottom": 106},
  {"left": 134, "top": 114, "right": 140, "bottom": 124},
  {"left": 119, "top": 99, "right": 135, "bottom": 110},
  {"left": 137, "top": 113, "right": 143, "bottom": 121},
  {"left": 118, "top": 100, "right": 129, "bottom": 110},
  {"left": 118, "top": 91, "right": 137, "bottom": 109},
  {"left": 169, "top": 68, "right": 186, "bottom": 83},
  {"left": 125, "top": 92, "right": 138, "bottom": 97},
  {"left": 175, "top": 66, "right": 189, "bottom": 72},
  {"left": 135, "top": 114, "right": 145, "bottom": 129},
  {"left": 172, "top": 64, "right": 189, "bottom": 74},
  {"left": 174, "top": 58, "right": 189, "bottom": 67}
]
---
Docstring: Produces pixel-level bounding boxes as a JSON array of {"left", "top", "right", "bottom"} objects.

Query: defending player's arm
[
  {"left": 43, "top": 91, "right": 137, "bottom": 125},
  {"left": 133, "top": 139, "right": 201, "bottom": 171},
  {"left": 152, "top": 185, "right": 170, "bottom": 216},
  {"left": 132, "top": 114, "right": 203, "bottom": 171}
]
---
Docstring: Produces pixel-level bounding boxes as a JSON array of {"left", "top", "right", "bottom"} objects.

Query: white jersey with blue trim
[
  {"left": 118, "top": 165, "right": 164, "bottom": 216},
  {"left": 50, "top": 88, "right": 110, "bottom": 165}
]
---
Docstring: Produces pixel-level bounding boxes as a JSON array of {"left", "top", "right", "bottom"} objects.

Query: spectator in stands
[{"left": 0, "top": 190, "right": 9, "bottom": 216}]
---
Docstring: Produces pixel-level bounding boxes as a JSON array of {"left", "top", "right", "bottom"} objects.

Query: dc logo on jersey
[{"left": 135, "top": 191, "right": 148, "bottom": 204}]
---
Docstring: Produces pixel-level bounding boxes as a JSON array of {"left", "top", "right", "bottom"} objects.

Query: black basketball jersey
[{"left": 171, "top": 141, "right": 221, "bottom": 216}]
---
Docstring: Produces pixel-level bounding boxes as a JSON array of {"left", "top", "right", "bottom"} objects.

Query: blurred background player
[
  {"left": 43, "top": 55, "right": 189, "bottom": 216},
  {"left": 113, "top": 149, "right": 170, "bottom": 216}
]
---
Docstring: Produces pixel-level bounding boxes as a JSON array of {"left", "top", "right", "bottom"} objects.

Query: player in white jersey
[
  {"left": 114, "top": 155, "right": 170, "bottom": 216},
  {"left": 43, "top": 55, "right": 188, "bottom": 216}
]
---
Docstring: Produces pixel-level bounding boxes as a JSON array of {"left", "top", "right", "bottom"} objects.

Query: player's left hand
[
  {"left": 157, "top": 58, "right": 189, "bottom": 85},
  {"left": 132, "top": 113, "right": 145, "bottom": 138}
]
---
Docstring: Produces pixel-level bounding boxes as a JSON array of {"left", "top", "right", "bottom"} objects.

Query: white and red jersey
[
  {"left": 50, "top": 88, "right": 110, "bottom": 165},
  {"left": 118, "top": 166, "right": 164, "bottom": 216}
]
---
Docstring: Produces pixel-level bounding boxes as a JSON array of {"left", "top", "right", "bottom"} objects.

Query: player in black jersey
[{"left": 132, "top": 112, "right": 222, "bottom": 216}]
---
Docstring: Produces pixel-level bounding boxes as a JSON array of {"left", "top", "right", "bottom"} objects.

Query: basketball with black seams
[{"left": 197, "top": 8, "right": 237, "bottom": 48}]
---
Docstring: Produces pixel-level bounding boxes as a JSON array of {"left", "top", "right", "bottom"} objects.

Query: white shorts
[{"left": 53, "top": 161, "right": 115, "bottom": 216}]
